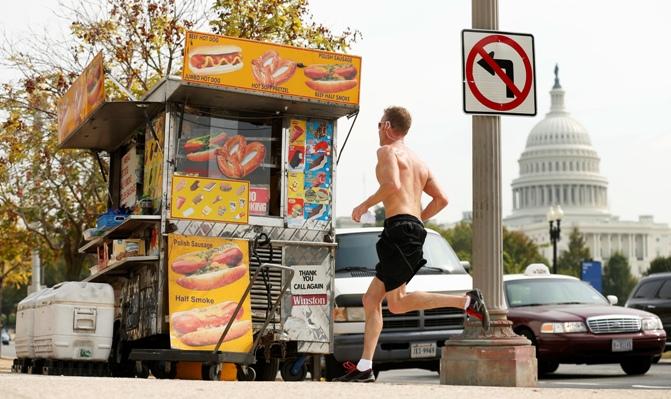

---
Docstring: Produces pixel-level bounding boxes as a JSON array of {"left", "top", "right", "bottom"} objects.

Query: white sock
[
  {"left": 463, "top": 295, "right": 471, "bottom": 310},
  {"left": 357, "top": 359, "right": 372, "bottom": 371}
]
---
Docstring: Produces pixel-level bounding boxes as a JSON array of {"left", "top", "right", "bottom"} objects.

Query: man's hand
[{"left": 352, "top": 203, "right": 369, "bottom": 223}]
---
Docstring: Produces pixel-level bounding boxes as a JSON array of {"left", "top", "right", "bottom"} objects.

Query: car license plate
[
  {"left": 410, "top": 342, "right": 437, "bottom": 358},
  {"left": 612, "top": 338, "right": 633, "bottom": 352}
]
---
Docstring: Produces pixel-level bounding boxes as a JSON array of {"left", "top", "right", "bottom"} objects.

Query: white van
[{"left": 326, "top": 227, "right": 472, "bottom": 379}]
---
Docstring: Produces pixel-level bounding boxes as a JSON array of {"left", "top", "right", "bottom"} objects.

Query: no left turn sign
[{"left": 462, "top": 29, "right": 536, "bottom": 116}]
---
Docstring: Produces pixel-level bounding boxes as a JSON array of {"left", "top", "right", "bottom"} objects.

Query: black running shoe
[
  {"left": 466, "top": 289, "right": 491, "bottom": 331},
  {"left": 332, "top": 361, "right": 375, "bottom": 383}
]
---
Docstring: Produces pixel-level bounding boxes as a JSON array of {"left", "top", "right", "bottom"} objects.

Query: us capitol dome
[{"left": 503, "top": 66, "right": 671, "bottom": 275}]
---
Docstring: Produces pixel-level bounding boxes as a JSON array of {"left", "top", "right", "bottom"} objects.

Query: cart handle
[{"left": 213, "top": 263, "right": 295, "bottom": 354}]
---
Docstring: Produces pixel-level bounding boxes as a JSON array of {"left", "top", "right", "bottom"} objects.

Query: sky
[{"left": 2, "top": 0, "right": 670, "bottom": 225}]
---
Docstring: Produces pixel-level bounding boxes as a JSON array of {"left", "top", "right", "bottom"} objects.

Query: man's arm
[
  {"left": 421, "top": 169, "right": 448, "bottom": 221},
  {"left": 352, "top": 147, "right": 400, "bottom": 222}
]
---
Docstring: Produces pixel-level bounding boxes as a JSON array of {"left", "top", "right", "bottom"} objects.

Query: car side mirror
[
  {"left": 607, "top": 295, "right": 618, "bottom": 305},
  {"left": 460, "top": 261, "right": 471, "bottom": 273}
]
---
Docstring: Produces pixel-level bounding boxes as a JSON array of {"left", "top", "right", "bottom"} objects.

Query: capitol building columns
[{"left": 504, "top": 66, "right": 671, "bottom": 277}]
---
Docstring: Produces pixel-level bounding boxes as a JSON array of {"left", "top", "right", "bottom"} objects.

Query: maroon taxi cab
[{"left": 505, "top": 264, "right": 666, "bottom": 376}]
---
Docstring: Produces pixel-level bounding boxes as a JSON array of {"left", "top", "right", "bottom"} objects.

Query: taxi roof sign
[{"left": 524, "top": 263, "right": 550, "bottom": 276}]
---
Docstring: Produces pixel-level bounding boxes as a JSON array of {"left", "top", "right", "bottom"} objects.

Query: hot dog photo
[
  {"left": 188, "top": 44, "right": 243, "bottom": 75},
  {"left": 85, "top": 54, "right": 105, "bottom": 110},
  {"left": 171, "top": 301, "right": 252, "bottom": 347},
  {"left": 168, "top": 235, "right": 253, "bottom": 352},
  {"left": 303, "top": 63, "right": 359, "bottom": 93},
  {"left": 177, "top": 131, "right": 267, "bottom": 181},
  {"left": 171, "top": 243, "right": 247, "bottom": 291}
]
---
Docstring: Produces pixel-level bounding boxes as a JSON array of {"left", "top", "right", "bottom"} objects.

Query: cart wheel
[
  {"left": 135, "top": 361, "right": 150, "bottom": 378},
  {"left": 203, "top": 364, "right": 220, "bottom": 381},
  {"left": 236, "top": 365, "right": 256, "bottom": 381},
  {"left": 280, "top": 358, "right": 308, "bottom": 381},
  {"left": 151, "top": 361, "right": 176, "bottom": 379}
]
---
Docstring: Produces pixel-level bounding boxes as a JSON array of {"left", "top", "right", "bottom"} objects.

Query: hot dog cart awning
[
  {"left": 58, "top": 76, "right": 358, "bottom": 153},
  {"left": 58, "top": 101, "right": 164, "bottom": 151},
  {"left": 144, "top": 76, "right": 359, "bottom": 119}
]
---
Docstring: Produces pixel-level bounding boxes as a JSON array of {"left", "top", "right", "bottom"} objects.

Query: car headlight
[
  {"left": 333, "top": 307, "right": 365, "bottom": 322},
  {"left": 641, "top": 317, "right": 664, "bottom": 331},
  {"left": 540, "top": 321, "right": 587, "bottom": 333}
]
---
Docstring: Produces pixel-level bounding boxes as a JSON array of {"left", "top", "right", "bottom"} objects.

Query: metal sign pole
[
  {"left": 471, "top": 0, "right": 506, "bottom": 322},
  {"left": 440, "top": 0, "right": 537, "bottom": 387}
]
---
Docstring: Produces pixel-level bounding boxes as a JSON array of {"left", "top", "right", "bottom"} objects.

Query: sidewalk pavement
[
  {"left": 0, "top": 373, "right": 669, "bottom": 399},
  {"left": 0, "top": 358, "right": 669, "bottom": 399}
]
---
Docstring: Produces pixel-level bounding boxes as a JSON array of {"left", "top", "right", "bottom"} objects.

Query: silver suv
[{"left": 325, "top": 227, "right": 471, "bottom": 380}]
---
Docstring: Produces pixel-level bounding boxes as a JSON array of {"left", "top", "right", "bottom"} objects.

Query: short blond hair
[{"left": 383, "top": 106, "right": 412, "bottom": 135}]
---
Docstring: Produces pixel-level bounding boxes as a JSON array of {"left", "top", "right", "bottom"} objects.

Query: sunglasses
[{"left": 378, "top": 121, "right": 391, "bottom": 129}]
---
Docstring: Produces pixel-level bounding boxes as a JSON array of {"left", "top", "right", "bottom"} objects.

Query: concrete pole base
[{"left": 440, "top": 319, "right": 537, "bottom": 387}]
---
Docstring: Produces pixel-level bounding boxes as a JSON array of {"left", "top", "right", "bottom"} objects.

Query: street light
[{"left": 547, "top": 205, "right": 564, "bottom": 274}]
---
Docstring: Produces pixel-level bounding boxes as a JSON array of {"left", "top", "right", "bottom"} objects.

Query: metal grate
[
  {"left": 586, "top": 316, "right": 641, "bottom": 334},
  {"left": 380, "top": 308, "right": 465, "bottom": 331},
  {"left": 249, "top": 247, "right": 283, "bottom": 326},
  {"left": 351, "top": 271, "right": 376, "bottom": 277}
]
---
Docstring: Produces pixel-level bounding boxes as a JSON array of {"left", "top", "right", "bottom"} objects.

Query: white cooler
[
  {"left": 33, "top": 282, "right": 114, "bottom": 361},
  {"left": 15, "top": 289, "right": 48, "bottom": 359}
]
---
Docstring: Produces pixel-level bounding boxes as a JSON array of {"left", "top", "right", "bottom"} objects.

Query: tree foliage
[
  {"left": 0, "top": 0, "right": 359, "bottom": 283},
  {"left": 603, "top": 252, "right": 638, "bottom": 301},
  {"left": 644, "top": 256, "right": 671, "bottom": 276},
  {"left": 210, "top": 0, "right": 361, "bottom": 52},
  {"left": 435, "top": 222, "right": 548, "bottom": 274},
  {"left": 556, "top": 227, "right": 591, "bottom": 277},
  {"left": 439, "top": 221, "right": 472, "bottom": 264},
  {"left": 0, "top": 206, "right": 39, "bottom": 330},
  {"left": 503, "top": 229, "right": 549, "bottom": 274}
]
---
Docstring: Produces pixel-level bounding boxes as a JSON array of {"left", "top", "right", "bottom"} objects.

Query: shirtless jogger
[{"left": 333, "top": 106, "right": 490, "bottom": 383}]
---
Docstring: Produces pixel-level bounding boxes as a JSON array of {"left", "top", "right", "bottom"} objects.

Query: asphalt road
[{"left": 376, "top": 361, "right": 671, "bottom": 389}]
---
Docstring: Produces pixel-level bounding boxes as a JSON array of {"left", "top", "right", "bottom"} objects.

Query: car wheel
[
  {"left": 517, "top": 328, "right": 559, "bottom": 375},
  {"left": 652, "top": 355, "right": 661, "bottom": 364},
  {"left": 538, "top": 360, "right": 559, "bottom": 374},
  {"left": 620, "top": 358, "right": 652, "bottom": 375}
]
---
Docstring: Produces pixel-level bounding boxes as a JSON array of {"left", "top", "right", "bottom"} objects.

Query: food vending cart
[{"left": 49, "top": 31, "right": 361, "bottom": 380}]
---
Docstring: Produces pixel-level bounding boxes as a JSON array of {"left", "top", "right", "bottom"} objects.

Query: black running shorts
[{"left": 375, "top": 214, "right": 428, "bottom": 292}]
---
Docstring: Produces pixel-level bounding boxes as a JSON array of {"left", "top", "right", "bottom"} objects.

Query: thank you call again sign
[{"left": 291, "top": 265, "right": 328, "bottom": 306}]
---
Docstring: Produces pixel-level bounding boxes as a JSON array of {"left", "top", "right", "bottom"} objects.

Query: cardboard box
[{"left": 112, "top": 239, "right": 146, "bottom": 261}]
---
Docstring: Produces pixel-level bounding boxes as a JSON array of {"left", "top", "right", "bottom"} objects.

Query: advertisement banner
[
  {"left": 171, "top": 175, "right": 250, "bottom": 224},
  {"left": 249, "top": 186, "right": 270, "bottom": 216},
  {"left": 143, "top": 113, "right": 165, "bottom": 212},
  {"left": 182, "top": 31, "right": 361, "bottom": 106},
  {"left": 287, "top": 119, "right": 333, "bottom": 227},
  {"left": 168, "top": 235, "right": 252, "bottom": 352},
  {"left": 57, "top": 52, "right": 105, "bottom": 143},
  {"left": 120, "top": 146, "right": 139, "bottom": 209}
]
